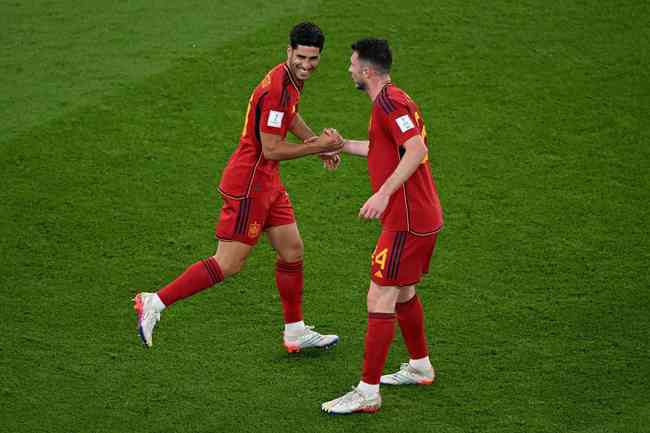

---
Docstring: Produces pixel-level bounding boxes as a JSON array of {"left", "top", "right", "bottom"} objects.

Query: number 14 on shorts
[{"left": 371, "top": 247, "right": 388, "bottom": 280}]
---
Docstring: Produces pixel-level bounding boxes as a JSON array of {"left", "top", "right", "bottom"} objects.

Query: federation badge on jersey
[
  {"left": 396, "top": 114, "right": 415, "bottom": 133},
  {"left": 248, "top": 221, "right": 261, "bottom": 238},
  {"left": 267, "top": 110, "right": 284, "bottom": 128}
]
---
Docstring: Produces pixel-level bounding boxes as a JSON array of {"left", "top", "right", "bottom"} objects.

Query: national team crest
[{"left": 248, "top": 221, "right": 260, "bottom": 238}]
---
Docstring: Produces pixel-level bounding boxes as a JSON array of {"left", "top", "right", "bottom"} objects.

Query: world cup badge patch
[
  {"left": 248, "top": 221, "right": 261, "bottom": 238},
  {"left": 396, "top": 114, "right": 415, "bottom": 132}
]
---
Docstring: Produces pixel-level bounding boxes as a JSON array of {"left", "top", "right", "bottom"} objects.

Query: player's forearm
[
  {"left": 263, "top": 140, "right": 322, "bottom": 161},
  {"left": 289, "top": 114, "right": 316, "bottom": 142},
  {"left": 342, "top": 139, "right": 369, "bottom": 157},
  {"left": 378, "top": 145, "right": 428, "bottom": 197}
]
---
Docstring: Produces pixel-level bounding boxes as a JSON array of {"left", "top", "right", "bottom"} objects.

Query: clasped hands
[
  {"left": 304, "top": 129, "right": 386, "bottom": 220},
  {"left": 304, "top": 128, "right": 344, "bottom": 171}
]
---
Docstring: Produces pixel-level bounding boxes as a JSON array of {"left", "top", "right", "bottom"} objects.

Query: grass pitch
[{"left": 1, "top": 1, "right": 649, "bottom": 432}]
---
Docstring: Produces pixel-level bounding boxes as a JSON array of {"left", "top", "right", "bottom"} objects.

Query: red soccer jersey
[
  {"left": 219, "top": 63, "right": 303, "bottom": 199},
  {"left": 368, "top": 83, "right": 443, "bottom": 235}
]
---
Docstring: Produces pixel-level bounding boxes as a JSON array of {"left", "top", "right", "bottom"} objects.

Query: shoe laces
[
  {"left": 398, "top": 363, "right": 432, "bottom": 379},
  {"left": 342, "top": 387, "right": 366, "bottom": 403},
  {"left": 394, "top": 363, "right": 421, "bottom": 379},
  {"left": 144, "top": 309, "right": 160, "bottom": 323}
]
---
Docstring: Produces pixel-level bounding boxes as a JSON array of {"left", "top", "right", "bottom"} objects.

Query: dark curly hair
[
  {"left": 290, "top": 22, "right": 325, "bottom": 51},
  {"left": 351, "top": 38, "right": 392, "bottom": 75}
]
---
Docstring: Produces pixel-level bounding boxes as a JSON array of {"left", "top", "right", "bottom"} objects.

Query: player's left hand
[
  {"left": 320, "top": 153, "right": 341, "bottom": 171},
  {"left": 359, "top": 191, "right": 390, "bottom": 220}
]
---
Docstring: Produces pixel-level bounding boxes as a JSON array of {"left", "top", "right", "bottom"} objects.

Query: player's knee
[
  {"left": 213, "top": 255, "right": 246, "bottom": 278},
  {"left": 278, "top": 239, "right": 304, "bottom": 263},
  {"left": 397, "top": 286, "right": 416, "bottom": 304},
  {"left": 366, "top": 290, "right": 380, "bottom": 312}
]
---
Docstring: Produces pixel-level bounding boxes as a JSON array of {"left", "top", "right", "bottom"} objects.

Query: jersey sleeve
[
  {"left": 258, "top": 75, "right": 292, "bottom": 137},
  {"left": 385, "top": 101, "right": 421, "bottom": 146}
]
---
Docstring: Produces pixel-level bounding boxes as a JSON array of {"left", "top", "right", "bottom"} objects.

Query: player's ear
[{"left": 287, "top": 46, "right": 292, "bottom": 58}]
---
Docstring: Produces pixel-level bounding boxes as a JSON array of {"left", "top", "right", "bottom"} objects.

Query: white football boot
[
  {"left": 283, "top": 325, "right": 339, "bottom": 353},
  {"left": 321, "top": 387, "right": 382, "bottom": 414},
  {"left": 380, "top": 363, "right": 436, "bottom": 385},
  {"left": 133, "top": 292, "right": 161, "bottom": 348}
]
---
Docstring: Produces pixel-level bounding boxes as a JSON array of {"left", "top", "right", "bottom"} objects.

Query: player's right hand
[{"left": 319, "top": 128, "right": 344, "bottom": 152}]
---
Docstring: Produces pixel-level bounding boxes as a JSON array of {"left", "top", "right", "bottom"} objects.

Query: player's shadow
[{"left": 272, "top": 345, "right": 341, "bottom": 361}]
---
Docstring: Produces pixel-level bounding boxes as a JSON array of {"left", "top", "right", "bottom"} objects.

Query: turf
[{"left": 1, "top": 1, "right": 649, "bottom": 432}]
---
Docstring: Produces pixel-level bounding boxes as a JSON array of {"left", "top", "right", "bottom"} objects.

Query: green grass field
[{"left": 2, "top": 1, "right": 649, "bottom": 432}]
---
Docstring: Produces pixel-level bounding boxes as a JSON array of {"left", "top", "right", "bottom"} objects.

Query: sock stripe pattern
[
  {"left": 157, "top": 257, "right": 224, "bottom": 307},
  {"left": 202, "top": 257, "right": 224, "bottom": 285},
  {"left": 396, "top": 294, "right": 429, "bottom": 360},
  {"left": 368, "top": 312, "right": 397, "bottom": 320},
  {"left": 276, "top": 260, "right": 303, "bottom": 273},
  {"left": 362, "top": 312, "right": 396, "bottom": 385}
]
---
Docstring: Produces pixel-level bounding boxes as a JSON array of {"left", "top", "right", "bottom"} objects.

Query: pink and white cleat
[
  {"left": 133, "top": 292, "right": 161, "bottom": 348},
  {"left": 380, "top": 363, "right": 436, "bottom": 385},
  {"left": 283, "top": 325, "right": 339, "bottom": 353}
]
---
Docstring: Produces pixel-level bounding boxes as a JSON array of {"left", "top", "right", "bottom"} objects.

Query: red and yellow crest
[{"left": 248, "top": 221, "right": 261, "bottom": 238}]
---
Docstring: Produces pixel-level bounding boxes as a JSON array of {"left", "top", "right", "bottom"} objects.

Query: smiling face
[
  {"left": 348, "top": 51, "right": 368, "bottom": 91},
  {"left": 287, "top": 44, "right": 321, "bottom": 81}
]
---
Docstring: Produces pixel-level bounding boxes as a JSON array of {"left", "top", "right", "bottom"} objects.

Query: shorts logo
[
  {"left": 248, "top": 221, "right": 260, "bottom": 238},
  {"left": 267, "top": 110, "right": 284, "bottom": 128},
  {"left": 373, "top": 270, "right": 384, "bottom": 279},
  {"left": 396, "top": 114, "right": 415, "bottom": 133}
]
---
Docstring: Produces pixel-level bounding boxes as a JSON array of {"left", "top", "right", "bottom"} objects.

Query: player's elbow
[
  {"left": 404, "top": 137, "right": 428, "bottom": 160},
  {"left": 409, "top": 143, "right": 427, "bottom": 161},
  {"left": 262, "top": 145, "right": 280, "bottom": 160}
]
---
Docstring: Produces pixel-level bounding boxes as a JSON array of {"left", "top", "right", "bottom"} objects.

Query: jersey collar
[{"left": 283, "top": 63, "right": 304, "bottom": 94}]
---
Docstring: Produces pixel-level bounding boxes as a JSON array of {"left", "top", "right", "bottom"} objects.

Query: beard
[{"left": 354, "top": 80, "right": 367, "bottom": 91}]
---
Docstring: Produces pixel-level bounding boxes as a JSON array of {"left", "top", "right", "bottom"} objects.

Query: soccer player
[
  {"left": 133, "top": 22, "right": 342, "bottom": 352},
  {"left": 321, "top": 38, "right": 443, "bottom": 414}
]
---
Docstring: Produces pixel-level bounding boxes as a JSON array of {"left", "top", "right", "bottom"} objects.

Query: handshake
[{"left": 304, "top": 128, "right": 344, "bottom": 171}]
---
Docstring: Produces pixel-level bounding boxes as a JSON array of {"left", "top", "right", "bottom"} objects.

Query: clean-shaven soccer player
[
  {"left": 134, "top": 22, "right": 342, "bottom": 353},
  {"left": 321, "top": 38, "right": 444, "bottom": 414}
]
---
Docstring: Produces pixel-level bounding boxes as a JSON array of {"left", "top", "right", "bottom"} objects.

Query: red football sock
[
  {"left": 157, "top": 257, "right": 224, "bottom": 306},
  {"left": 396, "top": 295, "right": 429, "bottom": 360},
  {"left": 362, "top": 312, "right": 396, "bottom": 384},
  {"left": 275, "top": 259, "right": 304, "bottom": 324}
]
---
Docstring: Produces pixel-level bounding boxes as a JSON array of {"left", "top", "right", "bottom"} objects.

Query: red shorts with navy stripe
[
  {"left": 370, "top": 230, "right": 438, "bottom": 287},
  {"left": 215, "top": 189, "right": 295, "bottom": 246}
]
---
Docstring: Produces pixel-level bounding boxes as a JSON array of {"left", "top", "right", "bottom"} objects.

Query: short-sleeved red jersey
[
  {"left": 368, "top": 83, "right": 443, "bottom": 235},
  {"left": 219, "top": 63, "right": 303, "bottom": 199}
]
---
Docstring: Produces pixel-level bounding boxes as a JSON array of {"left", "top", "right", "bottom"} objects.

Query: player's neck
[
  {"left": 368, "top": 76, "right": 392, "bottom": 101},
  {"left": 283, "top": 62, "right": 304, "bottom": 90}
]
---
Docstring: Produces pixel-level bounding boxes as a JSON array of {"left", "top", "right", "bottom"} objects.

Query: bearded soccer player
[
  {"left": 321, "top": 38, "right": 443, "bottom": 414},
  {"left": 133, "top": 22, "right": 342, "bottom": 352}
]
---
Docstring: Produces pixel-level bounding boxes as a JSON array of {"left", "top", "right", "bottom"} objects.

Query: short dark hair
[
  {"left": 351, "top": 38, "right": 392, "bottom": 75},
  {"left": 290, "top": 22, "right": 325, "bottom": 51}
]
